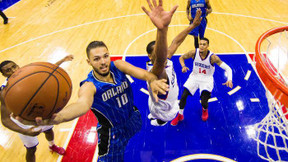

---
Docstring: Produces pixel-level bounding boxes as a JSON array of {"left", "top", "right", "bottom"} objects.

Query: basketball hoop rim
[{"left": 255, "top": 26, "right": 288, "bottom": 96}]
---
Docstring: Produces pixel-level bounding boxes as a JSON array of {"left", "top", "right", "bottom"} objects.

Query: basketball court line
[
  {"left": 244, "top": 70, "right": 252, "bottom": 80},
  {"left": 1, "top": 11, "right": 287, "bottom": 54},
  {"left": 171, "top": 153, "right": 236, "bottom": 162},
  {"left": 228, "top": 86, "right": 241, "bottom": 95},
  {"left": 250, "top": 98, "right": 260, "bottom": 102},
  {"left": 57, "top": 118, "right": 79, "bottom": 162}
]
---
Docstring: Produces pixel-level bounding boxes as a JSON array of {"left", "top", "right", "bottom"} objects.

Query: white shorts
[
  {"left": 10, "top": 116, "right": 54, "bottom": 148},
  {"left": 148, "top": 98, "right": 179, "bottom": 122},
  {"left": 184, "top": 76, "right": 214, "bottom": 95}
]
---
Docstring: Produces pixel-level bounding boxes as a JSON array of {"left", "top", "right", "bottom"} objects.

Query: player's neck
[
  {"left": 93, "top": 71, "right": 114, "bottom": 83},
  {"left": 199, "top": 50, "right": 208, "bottom": 58}
]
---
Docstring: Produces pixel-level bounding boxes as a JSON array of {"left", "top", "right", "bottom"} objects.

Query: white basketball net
[{"left": 253, "top": 90, "right": 288, "bottom": 162}]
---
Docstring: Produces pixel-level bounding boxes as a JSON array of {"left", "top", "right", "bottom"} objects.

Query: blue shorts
[
  {"left": 97, "top": 108, "right": 142, "bottom": 162},
  {"left": 189, "top": 17, "right": 207, "bottom": 38}
]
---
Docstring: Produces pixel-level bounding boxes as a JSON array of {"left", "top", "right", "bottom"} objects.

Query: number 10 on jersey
[{"left": 116, "top": 93, "right": 128, "bottom": 108}]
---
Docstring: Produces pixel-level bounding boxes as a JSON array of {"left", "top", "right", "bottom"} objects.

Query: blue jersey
[
  {"left": 80, "top": 61, "right": 135, "bottom": 128},
  {"left": 190, "top": 0, "right": 207, "bottom": 18}
]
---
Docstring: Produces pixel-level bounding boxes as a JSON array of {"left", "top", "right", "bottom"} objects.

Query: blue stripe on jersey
[
  {"left": 190, "top": 0, "right": 207, "bottom": 18},
  {"left": 80, "top": 61, "right": 135, "bottom": 128}
]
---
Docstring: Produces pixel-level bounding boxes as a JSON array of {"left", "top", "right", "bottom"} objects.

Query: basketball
[{"left": 2, "top": 62, "right": 72, "bottom": 121}]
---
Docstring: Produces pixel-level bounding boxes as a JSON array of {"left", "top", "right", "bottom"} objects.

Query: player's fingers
[
  {"left": 170, "top": 5, "right": 178, "bottom": 15},
  {"left": 152, "top": 0, "right": 157, "bottom": 7},
  {"left": 158, "top": 0, "right": 162, "bottom": 6},
  {"left": 141, "top": 6, "right": 150, "bottom": 16},
  {"left": 35, "top": 117, "right": 43, "bottom": 125},
  {"left": 15, "top": 116, "right": 24, "bottom": 122},
  {"left": 153, "top": 92, "right": 159, "bottom": 103},
  {"left": 146, "top": 0, "right": 153, "bottom": 10}
]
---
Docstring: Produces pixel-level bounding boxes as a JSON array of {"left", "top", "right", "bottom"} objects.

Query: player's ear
[{"left": 86, "top": 59, "right": 91, "bottom": 66}]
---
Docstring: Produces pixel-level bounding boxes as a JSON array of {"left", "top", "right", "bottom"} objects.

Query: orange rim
[{"left": 255, "top": 26, "right": 288, "bottom": 108}]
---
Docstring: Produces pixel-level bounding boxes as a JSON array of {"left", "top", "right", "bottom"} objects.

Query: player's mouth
[{"left": 100, "top": 65, "right": 108, "bottom": 71}]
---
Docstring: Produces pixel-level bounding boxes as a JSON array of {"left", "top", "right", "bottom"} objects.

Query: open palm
[{"left": 142, "top": 0, "right": 178, "bottom": 29}]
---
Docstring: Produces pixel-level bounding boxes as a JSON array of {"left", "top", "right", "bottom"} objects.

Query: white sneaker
[
  {"left": 148, "top": 113, "right": 154, "bottom": 120},
  {"left": 151, "top": 119, "right": 167, "bottom": 126}
]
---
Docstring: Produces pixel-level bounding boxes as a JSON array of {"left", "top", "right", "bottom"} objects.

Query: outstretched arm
[
  {"left": 206, "top": 0, "right": 212, "bottom": 16},
  {"left": 142, "top": 0, "right": 178, "bottom": 78},
  {"left": 211, "top": 55, "right": 233, "bottom": 88},
  {"left": 55, "top": 55, "right": 74, "bottom": 66},
  {"left": 0, "top": 92, "right": 41, "bottom": 136},
  {"left": 167, "top": 9, "right": 202, "bottom": 59},
  {"left": 36, "top": 82, "right": 95, "bottom": 125},
  {"left": 179, "top": 50, "right": 196, "bottom": 73},
  {"left": 114, "top": 60, "right": 169, "bottom": 102}
]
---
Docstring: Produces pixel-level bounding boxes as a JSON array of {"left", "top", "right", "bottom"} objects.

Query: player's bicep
[
  {"left": 182, "top": 50, "right": 195, "bottom": 60},
  {"left": 78, "top": 82, "right": 96, "bottom": 109},
  {"left": 211, "top": 55, "right": 222, "bottom": 66},
  {"left": 0, "top": 92, "right": 12, "bottom": 121},
  {"left": 114, "top": 60, "right": 150, "bottom": 80}
]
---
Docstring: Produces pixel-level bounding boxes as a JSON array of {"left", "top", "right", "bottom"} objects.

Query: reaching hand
[
  {"left": 182, "top": 66, "right": 189, "bottom": 73},
  {"left": 35, "top": 113, "right": 63, "bottom": 126},
  {"left": 142, "top": 0, "right": 178, "bottom": 30},
  {"left": 149, "top": 79, "right": 169, "bottom": 102},
  {"left": 23, "top": 127, "right": 42, "bottom": 136},
  {"left": 63, "top": 55, "right": 74, "bottom": 62},
  {"left": 191, "top": 9, "right": 202, "bottom": 27},
  {"left": 222, "top": 80, "right": 233, "bottom": 88}
]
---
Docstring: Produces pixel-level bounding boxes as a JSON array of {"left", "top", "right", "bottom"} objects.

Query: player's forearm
[
  {"left": 220, "top": 62, "right": 232, "bottom": 81},
  {"left": 154, "top": 28, "right": 168, "bottom": 64},
  {"left": 58, "top": 101, "right": 90, "bottom": 123},
  {"left": 1, "top": 117, "right": 28, "bottom": 134},
  {"left": 179, "top": 56, "right": 186, "bottom": 68},
  {"left": 151, "top": 28, "right": 168, "bottom": 76}
]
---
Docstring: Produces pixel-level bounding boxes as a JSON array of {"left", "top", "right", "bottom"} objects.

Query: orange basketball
[{"left": 2, "top": 62, "right": 72, "bottom": 121}]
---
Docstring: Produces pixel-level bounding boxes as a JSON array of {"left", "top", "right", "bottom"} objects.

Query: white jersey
[
  {"left": 184, "top": 49, "right": 215, "bottom": 95},
  {"left": 190, "top": 48, "right": 215, "bottom": 80},
  {"left": 146, "top": 59, "right": 179, "bottom": 121},
  {"left": 1, "top": 78, "right": 8, "bottom": 90}
]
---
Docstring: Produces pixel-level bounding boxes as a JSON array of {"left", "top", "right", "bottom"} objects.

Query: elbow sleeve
[{"left": 220, "top": 62, "right": 232, "bottom": 81}]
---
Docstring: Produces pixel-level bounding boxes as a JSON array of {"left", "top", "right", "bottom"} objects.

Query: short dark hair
[
  {"left": 146, "top": 41, "right": 156, "bottom": 54},
  {"left": 86, "top": 41, "right": 108, "bottom": 58},
  {"left": 0, "top": 60, "right": 15, "bottom": 74},
  {"left": 200, "top": 37, "right": 209, "bottom": 45}
]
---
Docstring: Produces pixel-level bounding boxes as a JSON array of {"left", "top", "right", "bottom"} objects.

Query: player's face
[
  {"left": 1, "top": 62, "right": 20, "bottom": 77},
  {"left": 199, "top": 40, "right": 209, "bottom": 53},
  {"left": 87, "top": 47, "right": 111, "bottom": 77}
]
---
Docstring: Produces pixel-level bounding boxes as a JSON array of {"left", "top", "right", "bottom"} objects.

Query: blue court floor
[{"left": 123, "top": 54, "right": 282, "bottom": 162}]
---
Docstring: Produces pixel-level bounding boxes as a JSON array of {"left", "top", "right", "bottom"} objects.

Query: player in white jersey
[
  {"left": 171, "top": 38, "right": 233, "bottom": 125},
  {"left": 145, "top": 9, "right": 202, "bottom": 126},
  {"left": 0, "top": 55, "right": 73, "bottom": 162}
]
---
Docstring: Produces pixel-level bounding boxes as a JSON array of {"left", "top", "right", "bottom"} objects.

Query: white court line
[
  {"left": 114, "top": 52, "right": 254, "bottom": 57},
  {"left": 171, "top": 153, "right": 236, "bottom": 162},
  {"left": 122, "top": 25, "right": 249, "bottom": 65},
  {"left": 199, "top": 97, "right": 218, "bottom": 103},
  {"left": 2, "top": 11, "right": 287, "bottom": 54},
  {"left": 228, "top": 86, "right": 241, "bottom": 95},
  {"left": 250, "top": 98, "right": 260, "bottom": 102},
  {"left": 140, "top": 88, "right": 149, "bottom": 95},
  {"left": 126, "top": 75, "right": 134, "bottom": 83},
  {"left": 57, "top": 118, "right": 79, "bottom": 162},
  {"left": 244, "top": 70, "right": 251, "bottom": 80}
]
